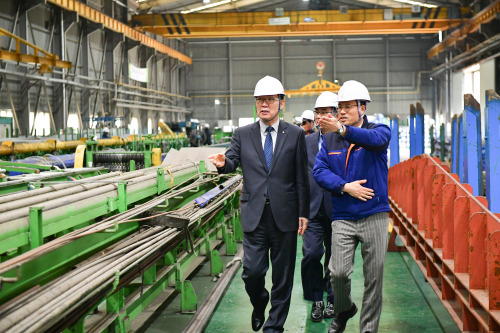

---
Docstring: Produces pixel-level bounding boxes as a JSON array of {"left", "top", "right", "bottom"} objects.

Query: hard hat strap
[{"left": 353, "top": 100, "right": 365, "bottom": 126}]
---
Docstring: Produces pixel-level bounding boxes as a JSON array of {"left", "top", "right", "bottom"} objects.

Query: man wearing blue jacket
[{"left": 313, "top": 80, "right": 391, "bottom": 333}]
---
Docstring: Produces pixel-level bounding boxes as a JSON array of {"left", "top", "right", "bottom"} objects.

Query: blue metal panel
[
  {"left": 485, "top": 89, "right": 500, "bottom": 212},
  {"left": 390, "top": 116, "right": 400, "bottom": 167},
  {"left": 451, "top": 115, "right": 458, "bottom": 174},
  {"left": 410, "top": 104, "right": 416, "bottom": 158},
  {"left": 458, "top": 115, "right": 464, "bottom": 182},
  {"left": 415, "top": 103, "right": 425, "bottom": 156},
  {"left": 463, "top": 94, "right": 482, "bottom": 196}
]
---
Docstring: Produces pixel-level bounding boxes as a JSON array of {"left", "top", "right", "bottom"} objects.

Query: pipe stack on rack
[{"left": 0, "top": 174, "right": 242, "bottom": 333}]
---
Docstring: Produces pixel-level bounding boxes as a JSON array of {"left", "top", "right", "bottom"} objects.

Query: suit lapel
[
  {"left": 311, "top": 131, "right": 320, "bottom": 156},
  {"left": 269, "top": 121, "right": 288, "bottom": 173},
  {"left": 250, "top": 121, "right": 268, "bottom": 172}
]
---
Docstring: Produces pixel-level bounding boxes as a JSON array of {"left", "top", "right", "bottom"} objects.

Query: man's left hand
[
  {"left": 318, "top": 113, "right": 342, "bottom": 134},
  {"left": 298, "top": 217, "right": 308, "bottom": 236}
]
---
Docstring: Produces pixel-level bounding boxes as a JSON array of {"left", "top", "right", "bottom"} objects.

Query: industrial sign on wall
[
  {"left": 269, "top": 17, "right": 291, "bottom": 25},
  {"left": 129, "top": 63, "right": 149, "bottom": 83}
]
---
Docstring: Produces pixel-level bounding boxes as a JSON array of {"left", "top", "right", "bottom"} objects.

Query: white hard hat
[
  {"left": 254, "top": 75, "right": 285, "bottom": 97},
  {"left": 314, "top": 91, "right": 338, "bottom": 109},
  {"left": 103, "top": 126, "right": 110, "bottom": 133},
  {"left": 337, "top": 80, "right": 371, "bottom": 103},
  {"left": 204, "top": 123, "right": 210, "bottom": 128},
  {"left": 301, "top": 110, "right": 315, "bottom": 121}
]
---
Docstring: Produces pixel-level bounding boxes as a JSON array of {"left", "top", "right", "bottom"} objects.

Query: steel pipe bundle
[
  {"left": 0, "top": 174, "right": 242, "bottom": 333},
  {"left": 0, "top": 164, "right": 198, "bottom": 254}
]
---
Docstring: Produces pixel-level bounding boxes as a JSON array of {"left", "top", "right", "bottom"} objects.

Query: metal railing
[{"left": 388, "top": 154, "right": 500, "bottom": 332}]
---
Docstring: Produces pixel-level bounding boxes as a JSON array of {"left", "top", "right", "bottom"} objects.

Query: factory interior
[{"left": 0, "top": 0, "right": 498, "bottom": 332}]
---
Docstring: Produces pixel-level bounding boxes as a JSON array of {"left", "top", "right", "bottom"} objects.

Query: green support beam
[{"left": 28, "top": 207, "right": 44, "bottom": 249}]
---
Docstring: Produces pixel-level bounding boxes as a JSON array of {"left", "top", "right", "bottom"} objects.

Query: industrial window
[
  {"left": 0, "top": 110, "right": 13, "bottom": 118},
  {"left": 129, "top": 117, "right": 139, "bottom": 134},
  {"left": 29, "top": 112, "right": 50, "bottom": 136},
  {"left": 147, "top": 118, "right": 152, "bottom": 134},
  {"left": 67, "top": 113, "right": 80, "bottom": 130},
  {"left": 463, "top": 64, "right": 480, "bottom": 107}
]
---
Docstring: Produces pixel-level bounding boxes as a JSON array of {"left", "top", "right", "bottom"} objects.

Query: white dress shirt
[{"left": 259, "top": 119, "right": 279, "bottom": 152}]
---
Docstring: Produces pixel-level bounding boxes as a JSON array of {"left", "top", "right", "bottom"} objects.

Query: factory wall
[
  {"left": 450, "top": 59, "right": 496, "bottom": 138},
  {"left": 0, "top": 0, "right": 186, "bottom": 134},
  {"left": 186, "top": 36, "right": 436, "bottom": 128}
]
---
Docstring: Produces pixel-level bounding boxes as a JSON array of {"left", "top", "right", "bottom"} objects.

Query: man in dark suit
[
  {"left": 209, "top": 76, "right": 310, "bottom": 333},
  {"left": 302, "top": 91, "right": 337, "bottom": 322}
]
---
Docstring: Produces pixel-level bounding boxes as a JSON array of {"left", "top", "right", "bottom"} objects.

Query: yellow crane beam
[
  {"left": 131, "top": 8, "right": 464, "bottom": 38},
  {"left": 0, "top": 27, "right": 71, "bottom": 73},
  {"left": 46, "top": 0, "right": 192, "bottom": 65}
]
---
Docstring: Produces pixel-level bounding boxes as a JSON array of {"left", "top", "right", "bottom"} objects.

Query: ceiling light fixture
[
  {"left": 392, "top": 0, "right": 437, "bottom": 8},
  {"left": 181, "top": 0, "right": 238, "bottom": 14}
]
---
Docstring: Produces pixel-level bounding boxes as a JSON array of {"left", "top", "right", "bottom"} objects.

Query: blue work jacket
[{"left": 312, "top": 116, "right": 391, "bottom": 220}]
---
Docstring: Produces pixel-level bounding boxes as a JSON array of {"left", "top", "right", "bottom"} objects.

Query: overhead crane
[
  {"left": 45, "top": 0, "right": 191, "bottom": 64},
  {"left": 131, "top": 8, "right": 465, "bottom": 38},
  {"left": 428, "top": 0, "right": 500, "bottom": 58}
]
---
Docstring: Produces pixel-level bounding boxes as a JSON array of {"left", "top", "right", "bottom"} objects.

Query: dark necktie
[{"left": 264, "top": 126, "right": 274, "bottom": 173}]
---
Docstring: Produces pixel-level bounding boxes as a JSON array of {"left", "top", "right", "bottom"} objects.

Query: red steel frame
[{"left": 388, "top": 154, "right": 500, "bottom": 332}]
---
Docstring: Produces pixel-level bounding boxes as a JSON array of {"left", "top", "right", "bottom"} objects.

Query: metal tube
[
  {"left": 0, "top": 165, "right": 197, "bottom": 234},
  {"left": 0, "top": 171, "right": 121, "bottom": 205}
]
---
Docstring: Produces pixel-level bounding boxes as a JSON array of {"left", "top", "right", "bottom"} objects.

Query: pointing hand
[{"left": 208, "top": 153, "right": 226, "bottom": 168}]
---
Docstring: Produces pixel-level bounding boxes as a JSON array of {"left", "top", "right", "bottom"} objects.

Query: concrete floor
[{"left": 141, "top": 236, "right": 460, "bottom": 333}]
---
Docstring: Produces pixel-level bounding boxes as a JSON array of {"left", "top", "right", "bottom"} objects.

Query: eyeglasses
[
  {"left": 337, "top": 104, "right": 356, "bottom": 111},
  {"left": 256, "top": 97, "right": 280, "bottom": 105},
  {"left": 314, "top": 108, "right": 337, "bottom": 116},
  {"left": 314, "top": 111, "right": 332, "bottom": 116}
]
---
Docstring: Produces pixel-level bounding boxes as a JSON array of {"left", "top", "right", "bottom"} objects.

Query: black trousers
[
  {"left": 242, "top": 204, "right": 297, "bottom": 333},
  {"left": 301, "top": 200, "right": 334, "bottom": 303}
]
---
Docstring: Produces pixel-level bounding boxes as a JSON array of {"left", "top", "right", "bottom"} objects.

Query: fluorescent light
[
  {"left": 181, "top": 0, "right": 237, "bottom": 14},
  {"left": 203, "top": 0, "right": 210, "bottom": 3},
  {"left": 392, "top": 0, "right": 437, "bottom": 8},
  {"left": 346, "top": 37, "right": 383, "bottom": 41},
  {"left": 215, "top": 99, "right": 220, "bottom": 105},
  {"left": 438, "top": 30, "right": 442, "bottom": 42}
]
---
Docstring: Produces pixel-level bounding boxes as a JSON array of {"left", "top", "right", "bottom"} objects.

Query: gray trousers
[{"left": 329, "top": 212, "right": 388, "bottom": 333}]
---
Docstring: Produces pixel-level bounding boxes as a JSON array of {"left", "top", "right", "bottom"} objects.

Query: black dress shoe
[
  {"left": 311, "top": 301, "right": 325, "bottom": 322},
  {"left": 251, "top": 293, "right": 269, "bottom": 331},
  {"left": 324, "top": 301, "right": 335, "bottom": 318},
  {"left": 328, "top": 303, "right": 358, "bottom": 333}
]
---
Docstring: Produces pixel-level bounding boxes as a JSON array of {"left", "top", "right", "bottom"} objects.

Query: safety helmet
[
  {"left": 103, "top": 126, "right": 110, "bottom": 133},
  {"left": 314, "top": 91, "right": 338, "bottom": 109},
  {"left": 337, "top": 80, "right": 371, "bottom": 103},
  {"left": 254, "top": 76, "right": 285, "bottom": 97},
  {"left": 301, "top": 110, "right": 315, "bottom": 122},
  {"left": 204, "top": 123, "right": 210, "bottom": 128}
]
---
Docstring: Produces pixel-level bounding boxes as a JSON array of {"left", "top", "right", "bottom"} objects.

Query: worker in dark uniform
[
  {"left": 301, "top": 110, "right": 316, "bottom": 135},
  {"left": 302, "top": 91, "right": 337, "bottom": 322},
  {"left": 102, "top": 126, "right": 110, "bottom": 139},
  {"left": 204, "top": 123, "right": 212, "bottom": 145}
]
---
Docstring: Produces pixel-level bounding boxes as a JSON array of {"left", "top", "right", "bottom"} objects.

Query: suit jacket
[
  {"left": 218, "top": 120, "right": 310, "bottom": 233},
  {"left": 305, "top": 132, "right": 333, "bottom": 221}
]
